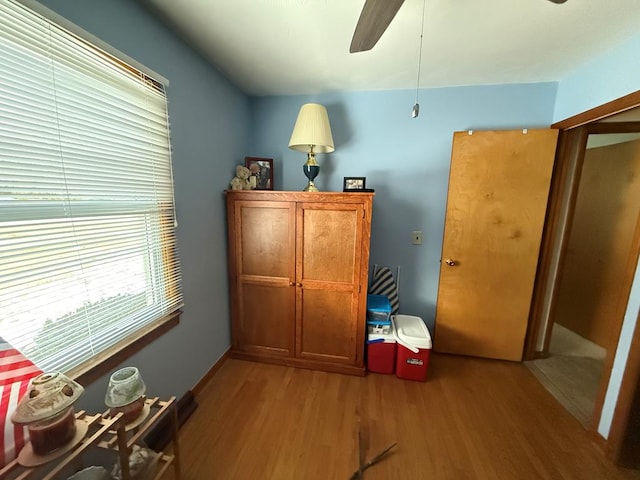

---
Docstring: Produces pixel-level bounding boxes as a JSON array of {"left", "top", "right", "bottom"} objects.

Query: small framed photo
[
  {"left": 343, "top": 177, "right": 366, "bottom": 192},
  {"left": 245, "top": 157, "right": 274, "bottom": 190}
]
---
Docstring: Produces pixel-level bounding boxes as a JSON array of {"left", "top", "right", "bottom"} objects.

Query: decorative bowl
[
  {"left": 11, "top": 372, "right": 84, "bottom": 425},
  {"left": 109, "top": 396, "right": 146, "bottom": 424},
  {"left": 104, "top": 367, "right": 146, "bottom": 408},
  {"left": 11, "top": 372, "right": 84, "bottom": 455},
  {"left": 67, "top": 466, "right": 109, "bottom": 480}
]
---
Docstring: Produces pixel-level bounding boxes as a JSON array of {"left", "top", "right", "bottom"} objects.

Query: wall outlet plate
[{"left": 412, "top": 231, "right": 422, "bottom": 245}]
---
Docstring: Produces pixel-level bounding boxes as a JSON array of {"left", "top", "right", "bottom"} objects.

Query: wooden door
[
  {"left": 296, "top": 202, "right": 364, "bottom": 364},
  {"left": 231, "top": 200, "right": 296, "bottom": 356},
  {"left": 552, "top": 139, "right": 640, "bottom": 351},
  {"left": 435, "top": 129, "right": 558, "bottom": 361}
]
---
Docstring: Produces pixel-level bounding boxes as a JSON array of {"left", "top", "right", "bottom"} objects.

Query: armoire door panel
[
  {"left": 299, "top": 204, "right": 362, "bottom": 283},
  {"left": 297, "top": 289, "right": 356, "bottom": 363},
  {"left": 238, "top": 201, "right": 294, "bottom": 278},
  {"left": 239, "top": 283, "right": 295, "bottom": 356}
]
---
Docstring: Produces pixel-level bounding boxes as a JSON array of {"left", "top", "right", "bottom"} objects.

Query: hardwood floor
[{"left": 171, "top": 355, "right": 640, "bottom": 480}]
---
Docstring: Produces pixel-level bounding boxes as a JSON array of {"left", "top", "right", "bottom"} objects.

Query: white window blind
[{"left": 0, "top": 0, "right": 183, "bottom": 374}]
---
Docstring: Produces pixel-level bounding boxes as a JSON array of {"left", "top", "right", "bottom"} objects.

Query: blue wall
[
  {"left": 554, "top": 31, "right": 640, "bottom": 122},
  {"left": 250, "top": 83, "right": 558, "bottom": 332},
  {"left": 38, "top": 0, "right": 250, "bottom": 409}
]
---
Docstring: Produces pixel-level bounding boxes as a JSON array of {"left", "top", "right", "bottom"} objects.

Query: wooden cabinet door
[
  {"left": 435, "top": 129, "right": 558, "bottom": 361},
  {"left": 295, "top": 202, "right": 365, "bottom": 364},
  {"left": 230, "top": 200, "right": 296, "bottom": 356}
]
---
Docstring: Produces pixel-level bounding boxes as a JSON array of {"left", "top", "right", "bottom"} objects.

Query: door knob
[{"left": 444, "top": 258, "right": 456, "bottom": 266}]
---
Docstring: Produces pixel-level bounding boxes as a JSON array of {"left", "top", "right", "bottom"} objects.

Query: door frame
[{"left": 524, "top": 90, "right": 640, "bottom": 463}]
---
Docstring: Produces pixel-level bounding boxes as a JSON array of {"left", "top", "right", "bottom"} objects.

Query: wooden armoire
[{"left": 225, "top": 190, "right": 374, "bottom": 375}]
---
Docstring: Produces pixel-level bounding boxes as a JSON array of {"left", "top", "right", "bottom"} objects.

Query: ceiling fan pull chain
[{"left": 412, "top": 0, "right": 427, "bottom": 118}]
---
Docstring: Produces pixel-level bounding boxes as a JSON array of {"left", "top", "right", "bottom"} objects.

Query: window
[{"left": 0, "top": 0, "right": 183, "bottom": 375}]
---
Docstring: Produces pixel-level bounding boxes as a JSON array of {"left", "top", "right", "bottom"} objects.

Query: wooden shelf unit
[
  {"left": 0, "top": 397, "right": 180, "bottom": 480},
  {"left": 99, "top": 397, "right": 180, "bottom": 480}
]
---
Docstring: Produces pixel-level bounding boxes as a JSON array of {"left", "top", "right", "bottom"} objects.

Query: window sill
[{"left": 68, "top": 310, "right": 181, "bottom": 387}]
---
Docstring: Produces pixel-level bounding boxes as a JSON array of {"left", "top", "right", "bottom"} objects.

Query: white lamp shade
[{"left": 288, "top": 103, "right": 335, "bottom": 153}]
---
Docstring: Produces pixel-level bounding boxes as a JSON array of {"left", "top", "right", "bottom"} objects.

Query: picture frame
[
  {"left": 244, "top": 157, "right": 274, "bottom": 190},
  {"left": 343, "top": 177, "right": 366, "bottom": 192}
]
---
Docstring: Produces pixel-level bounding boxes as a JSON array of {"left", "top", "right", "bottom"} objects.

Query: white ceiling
[{"left": 139, "top": 0, "right": 640, "bottom": 97}]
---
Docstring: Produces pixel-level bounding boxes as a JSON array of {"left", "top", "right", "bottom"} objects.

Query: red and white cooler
[
  {"left": 392, "top": 314, "right": 432, "bottom": 381},
  {"left": 366, "top": 330, "right": 396, "bottom": 374}
]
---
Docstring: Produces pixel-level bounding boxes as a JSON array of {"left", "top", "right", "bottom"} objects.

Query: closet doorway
[
  {"left": 525, "top": 93, "right": 640, "bottom": 467},
  {"left": 527, "top": 129, "right": 640, "bottom": 427}
]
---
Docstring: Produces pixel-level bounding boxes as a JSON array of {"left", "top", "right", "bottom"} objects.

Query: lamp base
[
  {"left": 303, "top": 180, "right": 319, "bottom": 192},
  {"left": 302, "top": 156, "right": 320, "bottom": 192}
]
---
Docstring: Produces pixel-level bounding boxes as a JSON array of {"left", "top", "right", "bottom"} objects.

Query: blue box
[{"left": 367, "top": 294, "right": 392, "bottom": 325}]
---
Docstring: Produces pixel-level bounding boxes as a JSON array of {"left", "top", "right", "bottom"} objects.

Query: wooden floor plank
[{"left": 171, "top": 355, "right": 640, "bottom": 480}]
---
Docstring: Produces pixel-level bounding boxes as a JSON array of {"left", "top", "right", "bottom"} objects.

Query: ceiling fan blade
[
  {"left": 547, "top": 0, "right": 568, "bottom": 3},
  {"left": 350, "top": 0, "right": 405, "bottom": 53}
]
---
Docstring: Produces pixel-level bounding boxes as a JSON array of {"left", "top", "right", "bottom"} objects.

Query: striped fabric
[
  {"left": 0, "top": 338, "right": 41, "bottom": 467},
  {"left": 369, "top": 266, "right": 400, "bottom": 315}
]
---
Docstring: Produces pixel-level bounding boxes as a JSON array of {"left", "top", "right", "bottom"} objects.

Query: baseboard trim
[
  {"left": 193, "top": 348, "right": 231, "bottom": 396},
  {"left": 589, "top": 429, "right": 607, "bottom": 450},
  {"left": 533, "top": 351, "right": 550, "bottom": 360},
  {"left": 145, "top": 390, "right": 198, "bottom": 451},
  {"left": 144, "top": 349, "right": 231, "bottom": 450}
]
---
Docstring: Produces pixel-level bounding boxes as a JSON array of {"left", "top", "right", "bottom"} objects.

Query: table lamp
[{"left": 288, "top": 103, "right": 335, "bottom": 192}]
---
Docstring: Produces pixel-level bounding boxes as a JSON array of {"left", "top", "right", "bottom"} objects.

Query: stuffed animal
[{"left": 230, "top": 164, "right": 252, "bottom": 190}]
